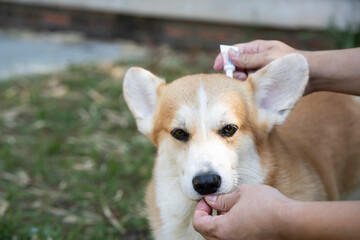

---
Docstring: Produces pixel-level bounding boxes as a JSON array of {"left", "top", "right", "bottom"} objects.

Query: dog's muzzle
[{"left": 192, "top": 173, "right": 221, "bottom": 195}]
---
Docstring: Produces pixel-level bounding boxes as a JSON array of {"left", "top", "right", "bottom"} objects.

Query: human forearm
[
  {"left": 300, "top": 48, "right": 360, "bottom": 96},
  {"left": 280, "top": 201, "right": 360, "bottom": 240},
  {"left": 215, "top": 41, "right": 360, "bottom": 96}
]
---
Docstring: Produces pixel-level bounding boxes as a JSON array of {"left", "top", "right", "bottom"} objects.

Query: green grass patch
[{"left": 0, "top": 48, "right": 215, "bottom": 240}]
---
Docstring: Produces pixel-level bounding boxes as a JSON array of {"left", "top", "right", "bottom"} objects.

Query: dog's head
[{"left": 123, "top": 53, "right": 308, "bottom": 200}]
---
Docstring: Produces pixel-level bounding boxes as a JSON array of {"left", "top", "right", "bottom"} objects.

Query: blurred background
[{"left": 0, "top": 0, "right": 359, "bottom": 239}]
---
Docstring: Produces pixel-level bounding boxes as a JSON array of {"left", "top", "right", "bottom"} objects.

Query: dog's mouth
[
  {"left": 191, "top": 186, "right": 239, "bottom": 202},
  {"left": 189, "top": 193, "right": 217, "bottom": 202},
  {"left": 192, "top": 191, "right": 232, "bottom": 202},
  {"left": 194, "top": 194, "right": 217, "bottom": 202}
]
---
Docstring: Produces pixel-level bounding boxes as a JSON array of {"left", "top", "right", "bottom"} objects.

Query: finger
[
  {"left": 228, "top": 49, "right": 268, "bottom": 69},
  {"left": 213, "top": 53, "right": 223, "bottom": 71},
  {"left": 193, "top": 200, "right": 223, "bottom": 240},
  {"left": 193, "top": 200, "right": 214, "bottom": 232},
  {"left": 205, "top": 190, "right": 241, "bottom": 212},
  {"left": 233, "top": 71, "right": 247, "bottom": 80},
  {"left": 234, "top": 39, "right": 269, "bottom": 54},
  {"left": 195, "top": 199, "right": 212, "bottom": 215}
]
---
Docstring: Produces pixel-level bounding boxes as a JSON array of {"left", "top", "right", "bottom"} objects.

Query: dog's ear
[
  {"left": 248, "top": 53, "right": 309, "bottom": 132},
  {"left": 123, "top": 67, "right": 165, "bottom": 136}
]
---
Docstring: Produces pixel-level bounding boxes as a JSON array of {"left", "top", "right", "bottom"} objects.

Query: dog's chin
[
  {"left": 183, "top": 190, "right": 212, "bottom": 202},
  {"left": 181, "top": 181, "right": 239, "bottom": 202},
  {"left": 185, "top": 188, "right": 236, "bottom": 202},
  {"left": 186, "top": 193, "right": 204, "bottom": 202}
]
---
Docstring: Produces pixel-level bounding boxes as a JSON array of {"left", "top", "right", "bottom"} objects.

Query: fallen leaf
[
  {"left": 72, "top": 159, "right": 94, "bottom": 171},
  {"left": 32, "top": 200, "right": 42, "bottom": 208},
  {"left": 0, "top": 198, "right": 9, "bottom": 216},
  {"left": 48, "top": 208, "right": 68, "bottom": 216},
  {"left": 63, "top": 214, "right": 79, "bottom": 223},
  {"left": 1, "top": 170, "right": 31, "bottom": 186},
  {"left": 16, "top": 170, "right": 31, "bottom": 186},
  {"left": 114, "top": 189, "right": 124, "bottom": 202},
  {"left": 102, "top": 204, "right": 125, "bottom": 234},
  {"left": 98, "top": 61, "right": 114, "bottom": 73},
  {"left": 88, "top": 89, "right": 105, "bottom": 103},
  {"left": 110, "top": 66, "right": 127, "bottom": 79},
  {"left": 58, "top": 181, "right": 67, "bottom": 190}
]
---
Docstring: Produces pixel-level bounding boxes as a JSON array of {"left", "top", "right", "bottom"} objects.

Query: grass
[{"left": 0, "top": 47, "right": 216, "bottom": 240}]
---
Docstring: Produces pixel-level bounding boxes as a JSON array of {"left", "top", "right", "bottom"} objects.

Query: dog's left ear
[
  {"left": 248, "top": 53, "right": 309, "bottom": 132},
  {"left": 123, "top": 67, "right": 165, "bottom": 137}
]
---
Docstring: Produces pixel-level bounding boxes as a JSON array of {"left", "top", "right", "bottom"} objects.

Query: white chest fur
[{"left": 153, "top": 150, "right": 205, "bottom": 240}]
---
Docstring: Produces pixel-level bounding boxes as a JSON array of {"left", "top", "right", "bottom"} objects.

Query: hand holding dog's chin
[{"left": 193, "top": 184, "right": 294, "bottom": 240}]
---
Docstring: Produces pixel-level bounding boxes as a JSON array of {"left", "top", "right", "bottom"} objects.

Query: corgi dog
[{"left": 123, "top": 53, "right": 360, "bottom": 240}]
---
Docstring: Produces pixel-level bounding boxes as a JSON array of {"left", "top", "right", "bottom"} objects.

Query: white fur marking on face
[
  {"left": 179, "top": 132, "right": 265, "bottom": 200},
  {"left": 197, "top": 83, "right": 208, "bottom": 137},
  {"left": 180, "top": 135, "right": 237, "bottom": 200}
]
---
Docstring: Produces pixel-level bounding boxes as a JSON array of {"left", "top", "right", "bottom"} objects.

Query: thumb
[
  {"left": 205, "top": 190, "right": 241, "bottom": 212},
  {"left": 229, "top": 49, "right": 268, "bottom": 69}
]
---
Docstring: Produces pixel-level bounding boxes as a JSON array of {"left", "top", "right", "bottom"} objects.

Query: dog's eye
[
  {"left": 219, "top": 124, "right": 238, "bottom": 137},
  {"left": 171, "top": 129, "right": 190, "bottom": 141}
]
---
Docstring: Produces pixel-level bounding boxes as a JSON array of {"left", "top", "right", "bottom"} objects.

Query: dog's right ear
[
  {"left": 247, "top": 53, "right": 309, "bottom": 132},
  {"left": 123, "top": 67, "right": 165, "bottom": 137}
]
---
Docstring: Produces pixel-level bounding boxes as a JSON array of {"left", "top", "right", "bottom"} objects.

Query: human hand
[
  {"left": 214, "top": 40, "right": 297, "bottom": 80},
  {"left": 193, "top": 184, "right": 293, "bottom": 240}
]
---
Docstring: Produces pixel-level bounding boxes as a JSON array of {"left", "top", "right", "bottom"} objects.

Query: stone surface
[{"left": 0, "top": 30, "right": 148, "bottom": 79}]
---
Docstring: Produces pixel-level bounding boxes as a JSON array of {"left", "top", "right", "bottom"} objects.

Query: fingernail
[
  {"left": 205, "top": 195, "right": 217, "bottom": 204},
  {"left": 235, "top": 72, "right": 247, "bottom": 80},
  {"left": 213, "top": 61, "right": 219, "bottom": 70}
]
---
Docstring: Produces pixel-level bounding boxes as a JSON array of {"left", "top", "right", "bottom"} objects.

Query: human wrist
[
  {"left": 275, "top": 199, "right": 303, "bottom": 239},
  {"left": 296, "top": 50, "right": 325, "bottom": 94}
]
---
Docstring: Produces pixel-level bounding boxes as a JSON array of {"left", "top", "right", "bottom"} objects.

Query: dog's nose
[{"left": 192, "top": 173, "right": 221, "bottom": 195}]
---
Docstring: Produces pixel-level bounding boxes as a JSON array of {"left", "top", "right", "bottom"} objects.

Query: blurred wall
[
  {"left": 2, "top": 0, "right": 360, "bottom": 30},
  {"left": 0, "top": 0, "right": 359, "bottom": 50}
]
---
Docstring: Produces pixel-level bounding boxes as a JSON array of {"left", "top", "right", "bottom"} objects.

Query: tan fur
[
  {"left": 266, "top": 92, "right": 360, "bottom": 200},
  {"left": 124, "top": 63, "right": 360, "bottom": 239},
  {"left": 146, "top": 178, "right": 162, "bottom": 236},
  {"left": 145, "top": 74, "right": 360, "bottom": 234}
]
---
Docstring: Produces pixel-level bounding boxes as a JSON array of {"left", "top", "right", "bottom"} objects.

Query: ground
[{"left": 0, "top": 46, "right": 215, "bottom": 240}]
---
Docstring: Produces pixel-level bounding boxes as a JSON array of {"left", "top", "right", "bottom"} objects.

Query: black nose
[{"left": 192, "top": 174, "right": 221, "bottom": 195}]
